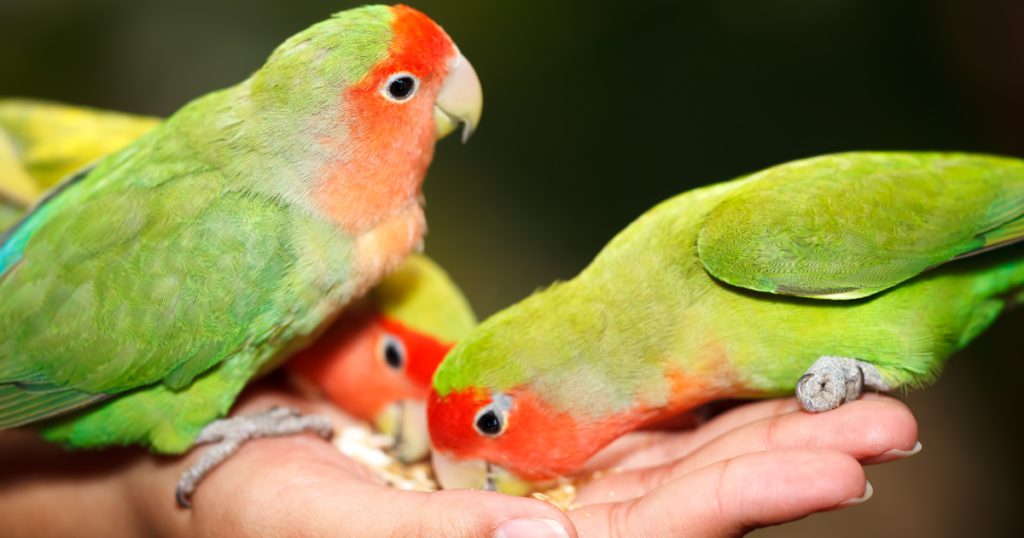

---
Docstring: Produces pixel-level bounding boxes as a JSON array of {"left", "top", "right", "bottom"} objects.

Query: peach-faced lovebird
[
  {"left": 428, "top": 152, "right": 1024, "bottom": 490},
  {"left": 287, "top": 253, "right": 476, "bottom": 462},
  {"left": 0, "top": 4, "right": 482, "bottom": 506},
  {"left": 0, "top": 99, "right": 475, "bottom": 465}
]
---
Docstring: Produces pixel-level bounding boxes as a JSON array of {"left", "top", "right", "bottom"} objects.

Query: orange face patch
[
  {"left": 427, "top": 361, "right": 742, "bottom": 481},
  {"left": 286, "top": 301, "right": 455, "bottom": 420},
  {"left": 317, "top": 5, "right": 458, "bottom": 235},
  {"left": 428, "top": 387, "right": 663, "bottom": 481},
  {"left": 378, "top": 316, "right": 454, "bottom": 389}
]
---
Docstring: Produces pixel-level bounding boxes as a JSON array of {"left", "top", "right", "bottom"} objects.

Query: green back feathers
[
  {"left": 698, "top": 152, "right": 1024, "bottom": 299},
  {"left": 371, "top": 253, "right": 477, "bottom": 344}
]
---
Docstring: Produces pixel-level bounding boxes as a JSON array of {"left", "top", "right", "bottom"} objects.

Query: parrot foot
[
  {"left": 175, "top": 406, "right": 333, "bottom": 508},
  {"left": 796, "top": 356, "right": 893, "bottom": 413}
]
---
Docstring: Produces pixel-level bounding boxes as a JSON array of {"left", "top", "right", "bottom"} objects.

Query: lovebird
[
  {"left": 0, "top": 4, "right": 482, "bottom": 505},
  {"left": 0, "top": 99, "right": 161, "bottom": 229},
  {"left": 427, "top": 152, "right": 1024, "bottom": 490},
  {"left": 287, "top": 253, "right": 476, "bottom": 462}
]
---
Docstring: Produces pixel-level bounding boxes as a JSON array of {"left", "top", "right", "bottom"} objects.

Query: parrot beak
[
  {"left": 434, "top": 52, "right": 482, "bottom": 143},
  {"left": 431, "top": 450, "right": 534, "bottom": 496},
  {"left": 372, "top": 399, "right": 431, "bottom": 463}
]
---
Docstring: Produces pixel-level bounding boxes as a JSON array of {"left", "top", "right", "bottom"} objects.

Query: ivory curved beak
[
  {"left": 434, "top": 52, "right": 483, "bottom": 143},
  {"left": 431, "top": 449, "right": 534, "bottom": 496},
  {"left": 373, "top": 399, "right": 431, "bottom": 463}
]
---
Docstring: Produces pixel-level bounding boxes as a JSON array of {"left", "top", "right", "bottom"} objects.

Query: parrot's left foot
[
  {"left": 796, "top": 356, "right": 893, "bottom": 413},
  {"left": 176, "top": 406, "right": 333, "bottom": 508}
]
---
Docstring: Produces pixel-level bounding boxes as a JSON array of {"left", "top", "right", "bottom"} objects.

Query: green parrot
[
  {"left": 0, "top": 98, "right": 477, "bottom": 466},
  {"left": 427, "top": 152, "right": 1024, "bottom": 490},
  {"left": 0, "top": 4, "right": 482, "bottom": 505}
]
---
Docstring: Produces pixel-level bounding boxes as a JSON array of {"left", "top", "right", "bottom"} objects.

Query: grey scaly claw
[
  {"left": 176, "top": 406, "right": 334, "bottom": 508},
  {"left": 796, "top": 356, "right": 894, "bottom": 413}
]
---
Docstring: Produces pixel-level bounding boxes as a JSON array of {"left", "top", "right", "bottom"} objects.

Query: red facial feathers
[{"left": 317, "top": 5, "right": 459, "bottom": 235}]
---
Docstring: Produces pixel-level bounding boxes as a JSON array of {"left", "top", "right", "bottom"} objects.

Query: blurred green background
[{"left": 2, "top": 0, "right": 1023, "bottom": 535}]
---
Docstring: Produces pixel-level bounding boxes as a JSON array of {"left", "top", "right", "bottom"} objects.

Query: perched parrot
[
  {"left": 286, "top": 252, "right": 476, "bottom": 462},
  {"left": 0, "top": 4, "right": 482, "bottom": 505},
  {"left": 0, "top": 99, "right": 161, "bottom": 230},
  {"left": 0, "top": 98, "right": 477, "bottom": 465},
  {"left": 428, "top": 152, "right": 1024, "bottom": 491}
]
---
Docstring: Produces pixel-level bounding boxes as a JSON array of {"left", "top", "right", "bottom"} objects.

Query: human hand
[
  {"left": 0, "top": 381, "right": 574, "bottom": 538},
  {"left": 565, "top": 393, "right": 919, "bottom": 537},
  {"left": 0, "top": 386, "right": 917, "bottom": 538}
]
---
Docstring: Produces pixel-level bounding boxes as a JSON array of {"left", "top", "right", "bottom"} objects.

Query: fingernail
[
  {"left": 861, "top": 441, "right": 922, "bottom": 465},
  {"left": 838, "top": 480, "right": 873, "bottom": 507},
  {"left": 495, "top": 518, "right": 570, "bottom": 538},
  {"left": 887, "top": 441, "right": 922, "bottom": 458}
]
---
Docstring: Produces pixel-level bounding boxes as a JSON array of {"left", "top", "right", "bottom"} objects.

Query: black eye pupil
[
  {"left": 476, "top": 411, "right": 502, "bottom": 434},
  {"left": 388, "top": 77, "right": 414, "bottom": 99},
  {"left": 384, "top": 342, "right": 402, "bottom": 369}
]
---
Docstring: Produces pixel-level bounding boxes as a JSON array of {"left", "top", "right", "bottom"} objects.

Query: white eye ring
[
  {"left": 379, "top": 333, "right": 406, "bottom": 372},
  {"left": 380, "top": 72, "right": 420, "bottom": 102},
  {"left": 473, "top": 393, "right": 513, "bottom": 438}
]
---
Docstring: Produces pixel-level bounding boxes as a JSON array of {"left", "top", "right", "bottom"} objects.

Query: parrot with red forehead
[
  {"left": 0, "top": 99, "right": 474, "bottom": 465},
  {"left": 0, "top": 4, "right": 481, "bottom": 504},
  {"left": 428, "top": 152, "right": 1024, "bottom": 491},
  {"left": 286, "top": 252, "right": 476, "bottom": 462}
]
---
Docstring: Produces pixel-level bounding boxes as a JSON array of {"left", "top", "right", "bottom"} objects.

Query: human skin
[{"left": 0, "top": 385, "right": 917, "bottom": 538}]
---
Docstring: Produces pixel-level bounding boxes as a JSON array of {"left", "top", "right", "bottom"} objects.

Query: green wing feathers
[
  {"left": 0, "top": 134, "right": 317, "bottom": 436},
  {"left": 698, "top": 152, "right": 1024, "bottom": 299},
  {"left": 0, "top": 384, "right": 107, "bottom": 428}
]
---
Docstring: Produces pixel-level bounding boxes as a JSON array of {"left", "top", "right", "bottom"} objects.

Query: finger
[
  {"left": 583, "top": 393, "right": 903, "bottom": 473},
  {"left": 569, "top": 449, "right": 870, "bottom": 538},
  {"left": 576, "top": 396, "right": 916, "bottom": 504}
]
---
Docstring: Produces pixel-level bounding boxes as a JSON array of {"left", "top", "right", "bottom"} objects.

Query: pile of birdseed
[{"left": 332, "top": 424, "right": 595, "bottom": 511}]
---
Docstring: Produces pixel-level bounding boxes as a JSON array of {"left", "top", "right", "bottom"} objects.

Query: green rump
[
  {"left": 0, "top": 6, "right": 403, "bottom": 453},
  {"left": 434, "top": 152, "right": 1024, "bottom": 421}
]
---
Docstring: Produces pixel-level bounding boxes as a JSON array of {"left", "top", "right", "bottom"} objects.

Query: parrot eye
[
  {"left": 473, "top": 393, "right": 513, "bottom": 438},
  {"left": 379, "top": 333, "right": 406, "bottom": 371},
  {"left": 381, "top": 73, "right": 419, "bottom": 102}
]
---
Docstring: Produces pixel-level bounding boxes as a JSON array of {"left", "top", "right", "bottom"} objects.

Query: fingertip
[{"left": 840, "top": 397, "right": 920, "bottom": 460}]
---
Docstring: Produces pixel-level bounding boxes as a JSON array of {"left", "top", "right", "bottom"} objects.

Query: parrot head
[
  {"left": 426, "top": 289, "right": 672, "bottom": 492},
  {"left": 241, "top": 4, "right": 482, "bottom": 238},
  {"left": 286, "top": 254, "right": 476, "bottom": 461}
]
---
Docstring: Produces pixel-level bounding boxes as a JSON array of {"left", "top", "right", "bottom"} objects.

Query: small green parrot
[
  {"left": 428, "top": 152, "right": 1024, "bottom": 490},
  {"left": 0, "top": 4, "right": 482, "bottom": 505},
  {"left": 0, "top": 98, "right": 476, "bottom": 465}
]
